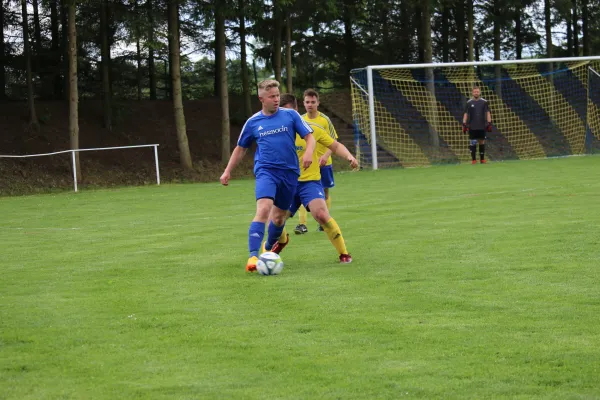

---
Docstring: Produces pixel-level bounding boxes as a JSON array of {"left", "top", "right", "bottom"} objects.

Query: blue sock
[
  {"left": 265, "top": 221, "right": 285, "bottom": 251},
  {"left": 248, "top": 222, "right": 265, "bottom": 257}
]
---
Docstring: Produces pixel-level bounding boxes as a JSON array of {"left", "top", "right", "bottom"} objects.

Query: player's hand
[
  {"left": 301, "top": 154, "right": 313, "bottom": 170},
  {"left": 220, "top": 170, "right": 231, "bottom": 186},
  {"left": 348, "top": 155, "right": 359, "bottom": 170},
  {"left": 318, "top": 155, "right": 328, "bottom": 167},
  {"left": 486, "top": 122, "right": 493, "bottom": 132},
  {"left": 462, "top": 123, "right": 468, "bottom": 133}
]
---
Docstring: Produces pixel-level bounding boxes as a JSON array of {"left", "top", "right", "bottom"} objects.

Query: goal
[{"left": 350, "top": 56, "right": 600, "bottom": 169}]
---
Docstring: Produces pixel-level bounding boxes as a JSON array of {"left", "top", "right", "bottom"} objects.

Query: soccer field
[{"left": 2, "top": 156, "right": 600, "bottom": 399}]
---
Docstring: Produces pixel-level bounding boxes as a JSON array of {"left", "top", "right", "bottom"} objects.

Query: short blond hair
[{"left": 258, "top": 79, "right": 280, "bottom": 94}]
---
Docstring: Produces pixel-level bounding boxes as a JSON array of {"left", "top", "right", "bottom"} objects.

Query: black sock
[
  {"left": 479, "top": 144, "right": 485, "bottom": 160},
  {"left": 469, "top": 144, "right": 476, "bottom": 160}
]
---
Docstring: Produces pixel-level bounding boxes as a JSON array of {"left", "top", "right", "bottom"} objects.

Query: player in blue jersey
[{"left": 220, "top": 79, "right": 316, "bottom": 272}]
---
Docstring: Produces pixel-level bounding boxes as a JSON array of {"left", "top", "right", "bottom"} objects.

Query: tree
[
  {"left": 422, "top": 0, "right": 439, "bottom": 148},
  {"left": 1, "top": 0, "right": 6, "bottom": 100},
  {"left": 21, "top": 0, "right": 39, "bottom": 128},
  {"left": 545, "top": 0, "right": 553, "bottom": 58},
  {"left": 467, "top": 0, "right": 474, "bottom": 61},
  {"left": 273, "top": 0, "right": 282, "bottom": 82},
  {"left": 32, "top": 0, "right": 42, "bottom": 54},
  {"left": 49, "top": 0, "right": 62, "bottom": 98},
  {"left": 68, "top": 0, "right": 81, "bottom": 182},
  {"left": 581, "top": 0, "right": 589, "bottom": 55},
  {"left": 515, "top": 2, "right": 523, "bottom": 59},
  {"left": 239, "top": 0, "right": 252, "bottom": 117},
  {"left": 147, "top": 0, "right": 157, "bottom": 99},
  {"left": 168, "top": 0, "right": 193, "bottom": 170},
  {"left": 285, "top": 9, "right": 292, "bottom": 91},
  {"left": 215, "top": 0, "right": 230, "bottom": 163},
  {"left": 100, "top": 0, "right": 112, "bottom": 130},
  {"left": 572, "top": 0, "right": 579, "bottom": 55}
]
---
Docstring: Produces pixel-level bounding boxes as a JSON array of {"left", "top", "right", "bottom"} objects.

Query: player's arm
[
  {"left": 320, "top": 115, "right": 338, "bottom": 165},
  {"left": 302, "top": 134, "right": 316, "bottom": 169},
  {"left": 292, "top": 110, "right": 315, "bottom": 169},
  {"left": 320, "top": 149, "right": 333, "bottom": 167},
  {"left": 220, "top": 146, "right": 248, "bottom": 186},
  {"left": 328, "top": 141, "right": 358, "bottom": 169},
  {"left": 485, "top": 102, "right": 493, "bottom": 132},
  {"left": 221, "top": 121, "right": 253, "bottom": 185},
  {"left": 462, "top": 102, "right": 469, "bottom": 132}
]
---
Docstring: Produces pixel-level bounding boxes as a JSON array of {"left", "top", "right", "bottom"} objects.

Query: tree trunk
[
  {"left": 415, "top": 5, "right": 424, "bottom": 63},
  {"left": 441, "top": 2, "right": 449, "bottom": 63},
  {"left": 100, "top": 0, "right": 112, "bottom": 130},
  {"left": 168, "top": 0, "right": 193, "bottom": 170},
  {"left": 467, "top": 0, "right": 474, "bottom": 62},
  {"left": 381, "top": 1, "right": 391, "bottom": 63},
  {"left": 515, "top": 4, "right": 522, "bottom": 60},
  {"left": 567, "top": 12, "right": 573, "bottom": 56},
  {"left": 32, "top": 0, "right": 42, "bottom": 54},
  {"left": 493, "top": 0, "right": 502, "bottom": 98},
  {"left": 285, "top": 11, "right": 293, "bottom": 92},
  {"left": 581, "top": 0, "right": 589, "bottom": 56},
  {"left": 400, "top": 1, "right": 411, "bottom": 63},
  {"left": 422, "top": 0, "right": 439, "bottom": 149},
  {"left": 61, "top": 0, "right": 69, "bottom": 100},
  {"left": 239, "top": 0, "right": 252, "bottom": 118},
  {"left": 147, "top": 0, "right": 156, "bottom": 99},
  {"left": 68, "top": 1, "right": 81, "bottom": 182},
  {"left": 0, "top": 2, "right": 6, "bottom": 100},
  {"left": 572, "top": 0, "right": 579, "bottom": 56},
  {"left": 50, "top": 0, "right": 61, "bottom": 99},
  {"left": 136, "top": 38, "right": 142, "bottom": 100},
  {"left": 166, "top": 0, "right": 175, "bottom": 100},
  {"left": 214, "top": 2, "right": 222, "bottom": 97},
  {"left": 455, "top": 0, "right": 465, "bottom": 62},
  {"left": 273, "top": 0, "right": 282, "bottom": 82},
  {"left": 216, "top": 2, "right": 230, "bottom": 163},
  {"left": 22, "top": 0, "right": 38, "bottom": 128},
  {"left": 544, "top": 0, "right": 552, "bottom": 58}
]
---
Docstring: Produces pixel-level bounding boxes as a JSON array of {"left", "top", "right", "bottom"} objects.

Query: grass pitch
[{"left": 1, "top": 156, "right": 600, "bottom": 399}]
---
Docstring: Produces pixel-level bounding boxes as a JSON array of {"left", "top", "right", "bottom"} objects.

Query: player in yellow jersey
[
  {"left": 263, "top": 93, "right": 358, "bottom": 263},
  {"left": 294, "top": 88, "right": 338, "bottom": 234}
]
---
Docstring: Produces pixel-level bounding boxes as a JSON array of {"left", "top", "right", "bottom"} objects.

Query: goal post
[{"left": 351, "top": 56, "right": 600, "bottom": 169}]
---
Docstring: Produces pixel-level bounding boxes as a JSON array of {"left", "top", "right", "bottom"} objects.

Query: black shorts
[{"left": 469, "top": 130, "right": 486, "bottom": 140}]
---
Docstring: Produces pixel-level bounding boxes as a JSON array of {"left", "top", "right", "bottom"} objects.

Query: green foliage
[{"left": 1, "top": 0, "right": 600, "bottom": 100}]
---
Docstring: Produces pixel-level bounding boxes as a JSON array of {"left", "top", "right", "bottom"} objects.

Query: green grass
[{"left": 2, "top": 156, "right": 600, "bottom": 399}]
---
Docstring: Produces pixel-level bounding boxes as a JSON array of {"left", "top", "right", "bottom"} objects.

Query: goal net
[{"left": 350, "top": 57, "right": 600, "bottom": 169}]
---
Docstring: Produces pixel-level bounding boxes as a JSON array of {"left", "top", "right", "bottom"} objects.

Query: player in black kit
[{"left": 463, "top": 86, "right": 492, "bottom": 164}]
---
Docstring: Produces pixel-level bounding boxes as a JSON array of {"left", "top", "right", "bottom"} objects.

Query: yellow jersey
[
  {"left": 296, "top": 121, "right": 335, "bottom": 181},
  {"left": 302, "top": 112, "right": 338, "bottom": 166}
]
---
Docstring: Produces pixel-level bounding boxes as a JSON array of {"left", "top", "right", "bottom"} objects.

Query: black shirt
[{"left": 464, "top": 98, "right": 490, "bottom": 130}]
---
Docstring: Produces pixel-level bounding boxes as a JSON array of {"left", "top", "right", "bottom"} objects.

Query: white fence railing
[{"left": 0, "top": 144, "right": 160, "bottom": 192}]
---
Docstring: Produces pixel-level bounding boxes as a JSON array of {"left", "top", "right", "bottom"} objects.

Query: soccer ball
[{"left": 256, "top": 252, "right": 284, "bottom": 276}]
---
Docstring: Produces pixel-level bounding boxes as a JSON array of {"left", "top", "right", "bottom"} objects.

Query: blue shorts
[
  {"left": 255, "top": 168, "right": 299, "bottom": 210},
  {"left": 288, "top": 181, "right": 326, "bottom": 217},
  {"left": 320, "top": 165, "right": 335, "bottom": 189}
]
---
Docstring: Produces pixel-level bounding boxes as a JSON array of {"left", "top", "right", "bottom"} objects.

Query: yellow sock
[
  {"left": 278, "top": 227, "right": 288, "bottom": 244},
  {"left": 325, "top": 194, "right": 331, "bottom": 211},
  {"left": 298, "top": 206, "right": 308, "bottom": 225},
  {"left": 322, "top": 217, "right": 348, "bottom": 255}
]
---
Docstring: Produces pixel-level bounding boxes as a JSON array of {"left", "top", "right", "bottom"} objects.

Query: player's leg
[
  {"left": 264, "top": 171, "right": 297, "bottom": 251},
  {"left": 303, "top": 181, "right": 352, "bottom": 263},
  {"left": 469, "top": 134, "right": 477, "bottom": 164},
  {"left": 246, "top": 171, "right": 278, "bottom": 271},
  {"left": 246, "top": 198, "right": 273, "bottom": 271},
  {"left": 295, "top": 206, "right": 308, "bottom": 234},
  {"left": 318, "top": 165, "right": 335, "bottom": 231},
  {"left": 478, "top": 138, "right": 486, "bottom": 163}
]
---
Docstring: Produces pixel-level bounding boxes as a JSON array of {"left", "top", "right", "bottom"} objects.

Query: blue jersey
[{"left": 237, "top": 108, "right": 313, "bottom": 175}]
